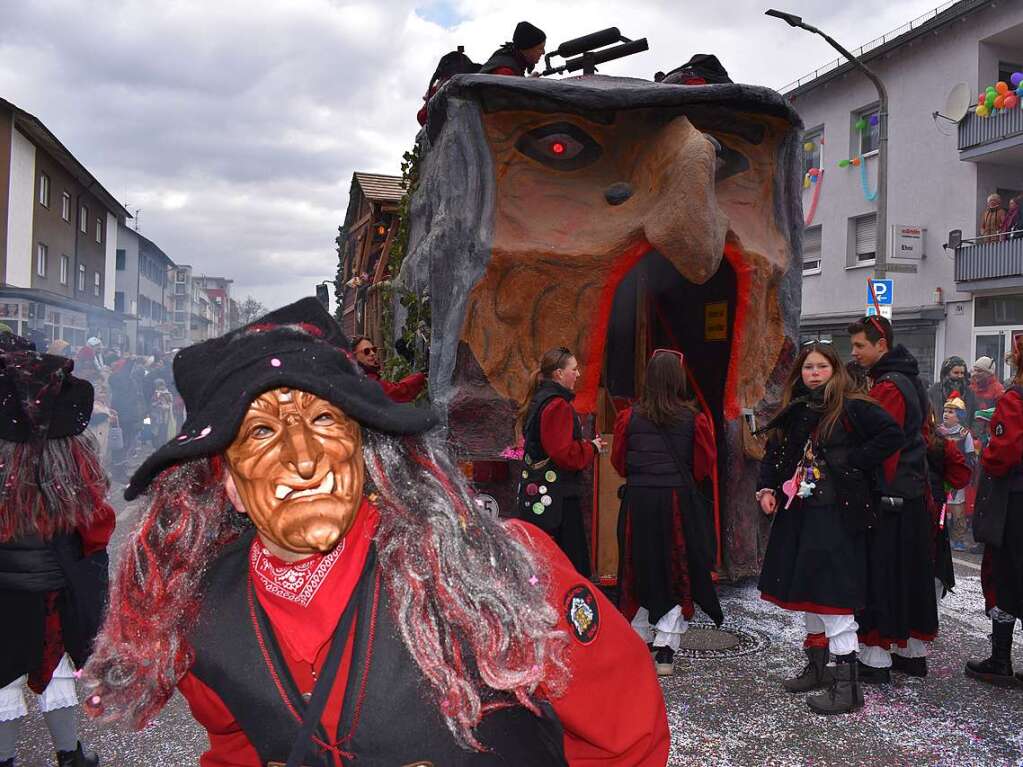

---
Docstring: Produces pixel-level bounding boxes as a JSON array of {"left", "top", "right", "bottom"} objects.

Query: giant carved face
[
  {"left": 224, "top": 388, "right": 364, "bottom": 556},
  {"left": 403, "top": 75, "right": 804, "bottom": 577}
]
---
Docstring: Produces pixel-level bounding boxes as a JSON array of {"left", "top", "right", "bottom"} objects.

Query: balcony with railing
[
  {"left": 958, "top": 106, "right": 1023, "bottom": 161},
  {"left": 954, "top": 232, "right": 1023, "bottom": 288}
]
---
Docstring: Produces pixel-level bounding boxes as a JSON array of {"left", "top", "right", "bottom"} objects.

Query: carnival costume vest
[
  {"left": 189, "top": 528, "right": 568, "bottom": 767},
  {"left": 872, "top": 361, "right": 928, "bottom": 501},
  {"left": 624, "top": 410, "right": 695, "bottom": 488}
]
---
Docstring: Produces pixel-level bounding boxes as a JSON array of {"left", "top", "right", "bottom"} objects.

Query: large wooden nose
[{"left": 280, "top": 416, "right": 322, "bottom": 480}]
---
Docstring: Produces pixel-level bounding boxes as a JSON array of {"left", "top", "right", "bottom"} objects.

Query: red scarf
[{"left": 250, "top": 497, "right": 379, "bottom": 664}]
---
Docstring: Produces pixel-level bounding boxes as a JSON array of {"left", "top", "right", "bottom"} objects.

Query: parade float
[{"left": 352, "top": 52, "right": 805, "bottom": 582}]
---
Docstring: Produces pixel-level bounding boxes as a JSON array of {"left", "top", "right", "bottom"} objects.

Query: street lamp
[{"left": 766, "top": 8, "right": 889, "bottom": 278}]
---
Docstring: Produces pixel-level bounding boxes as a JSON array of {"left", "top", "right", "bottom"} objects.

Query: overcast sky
[{"left": 0, "top": 0, "right": 942, "bottom": 310}]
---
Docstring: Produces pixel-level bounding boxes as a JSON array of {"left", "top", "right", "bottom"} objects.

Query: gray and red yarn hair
[{"left": 84, "top": 431, "right": 569, "bottom": 750}]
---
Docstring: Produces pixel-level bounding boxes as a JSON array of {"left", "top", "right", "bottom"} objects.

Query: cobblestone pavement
[{"left": 10, "top": 483, "right": 1023, "bottom": 766}]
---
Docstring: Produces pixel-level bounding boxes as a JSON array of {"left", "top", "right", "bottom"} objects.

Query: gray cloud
[{"left": 0, "top": 0, "right": 938, "bottom": 309}]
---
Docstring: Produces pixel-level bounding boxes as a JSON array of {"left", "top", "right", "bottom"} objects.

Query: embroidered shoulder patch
[
  {"left": 995, "top": 423, "right": 1005, "bottom": 437},
  {"left": 563, "top": 584, "right": 600, "bottom": 645}
]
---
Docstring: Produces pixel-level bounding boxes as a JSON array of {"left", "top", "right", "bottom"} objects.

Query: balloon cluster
[
  {"left": 802, "top": 167, "right": 822, "bottom": 188},
  {"left": 976, "top": 74, "right": 1023, "bottom": 117},
  {"left": 837, "top": 157, "right": 862, "bottom": 168}
]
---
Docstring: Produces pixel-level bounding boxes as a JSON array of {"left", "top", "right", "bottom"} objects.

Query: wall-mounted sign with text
[{"left": 891, "top": 224, "right": 925, "bottom": 260}]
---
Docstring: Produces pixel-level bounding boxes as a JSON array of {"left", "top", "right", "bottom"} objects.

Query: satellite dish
[{"left": 936, "top": 83, "right": 970, "bottom": 123}]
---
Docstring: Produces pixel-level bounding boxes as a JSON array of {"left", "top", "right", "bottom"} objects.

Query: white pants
[
  {"left": 859, "top": 637, "right": 930, "bottom": 667},
  {"left": 804, "top": 612, "right": 858, "bottom": 656},
  {"left": 0, "top": 655, "right": 78, "bottom": 722},
  {"left": 631, "top": 606, "right": 688, "bottom": 652}
]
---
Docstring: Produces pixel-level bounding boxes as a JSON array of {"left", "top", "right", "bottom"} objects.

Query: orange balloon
[
  {"left": 995, "top": 94, "right": 1006, "bottom": 109},
  {"left": 997, "top": 81, "right": 1009, "bottom": 94}
]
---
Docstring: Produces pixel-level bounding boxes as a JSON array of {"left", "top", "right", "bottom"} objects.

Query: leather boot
[
  {"left": 856, "top": 659, "right": 891, "bottom": 684},
  {"left": 807, "top": 653, "right": 864, "bottom": 715},
  {"left": 783, "top": 646, "right": 832, "bottom": 692},
  {"left": 55, "top": 743, "right": 98, "bottom": 767},
  {"left": 965, "top": 619, "right": 1016, "bottom": 687},
  {"left": 891, "top": 654, "right": 927, "bottom": 677}
]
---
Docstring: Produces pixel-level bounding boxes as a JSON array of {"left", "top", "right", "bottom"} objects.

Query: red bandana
[{"left": 250, "top": 497, "right": 379, "bottom": 664}]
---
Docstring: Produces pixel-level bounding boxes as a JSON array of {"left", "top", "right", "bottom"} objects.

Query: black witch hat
[{"left": 126, "top": 297, "right": 438, "bottom": 500}]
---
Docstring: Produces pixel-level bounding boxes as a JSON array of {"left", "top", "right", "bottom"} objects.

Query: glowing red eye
[{"left": 551, "top": 142, "right": 566, "bottom": 155}]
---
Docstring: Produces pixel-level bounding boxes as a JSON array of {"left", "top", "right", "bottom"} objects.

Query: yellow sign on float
[{"left": 705, "top": 301, "right": 728, "bottom": 341}]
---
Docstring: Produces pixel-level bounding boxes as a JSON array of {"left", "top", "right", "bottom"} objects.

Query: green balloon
[
  {"left": 854, "top": 118, "right": 867, "bottom": 132},
  {"left": 987, "top": 86, "right": 997, "bottom": 94},
  {"left": 838, "top": 159, "right": 850, "bottom": 168},
  {"left": 986, "top": 93, "right": 996, "bottom": 108}
]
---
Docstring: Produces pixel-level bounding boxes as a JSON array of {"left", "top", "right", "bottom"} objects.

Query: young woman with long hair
[
  {"left": 611, "top": 350, "right": 723, "bottom": 677},
  {"left": 757, "top": 341, "right": 901, "bottom": 715},
  {"left": 966, "top": 335, "right": 1023, "bottom": 686},
  {"left": 516, "top": 347, "right": 604, "bottom": 576}
]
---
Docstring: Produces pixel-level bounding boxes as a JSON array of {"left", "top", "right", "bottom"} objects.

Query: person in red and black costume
[
  {"left": 351, "top": 335, "right": 426, "bottom": 404},
  {"left": 83, "top": 300, "right": 669, "bottom": 766},
  {"left": 756, "top": 341, "right": 901, "bottom": 715},
  {"left": 848, "top": 315, "right": 938, "bottom": 683},
  {"left": 480, "top": 21, "right": 546, "bottom": 77},
  {"left": 0, "top": 333, "right": 113, "bottom": 767},
  {"left": 611, "top": 350, "right": 723, "bottom": 678},
  {"left": 965, "top": 335, "right": 1023, "bottom": 686},
  {"left": 516, "top": 347, "right": 604, "bottom": 577}
]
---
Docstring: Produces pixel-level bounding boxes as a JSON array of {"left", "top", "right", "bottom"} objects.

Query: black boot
[
  {"left": 807, "top": 653, "right": 864, "bottom": 715},
  {"left": 1, "top": 758, "right": 13, "bottom": 767},
  {"left": 856, "top": 659, "right": 891, "bottom": 684},
  {"left": 891, "top": 654, "right": 928, "bottom": 677},
  {"left": 55, "top": 743, "right": 98, "bottom": 767},
  {"left": 653, "top": 646, "right": 675, "bottom": 677},
  {"left": 783, "top": 646, "right": 832, "bottom": 692},
  {"left": 965, "top": 619, "right": 1016, "bottom": 686}
]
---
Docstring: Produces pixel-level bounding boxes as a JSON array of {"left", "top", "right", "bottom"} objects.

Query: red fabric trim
[
  {"left": 618, "top": 510, "right": 638, "bottom": 622},
  {"left": 669, "top": 490, "right": 695, "bottom": 620},
  {"left": 27, "top": 592, "right": 64, "bottom": 694},
  {"left": 490, "top": 66, "right": 519, "bottom": 76},
  {"left": 610, "top": 407, "right": 631, "bottom": 477},
  {"left": 722, "top": 242, "right": 753, "bottom": 421},
  {"left": 857, "top": 628, "right": 938, "bottom": 649},
  {"left": 760, "top": 592, "right": 854, "bottom": 615},
  {"left": 577, "top": 241, "right": 651, "bottom": 414},
  {"left": 803, "top": 632, "right": 828, "bottom": 649},
  {"left": 983, "top": 388, "right": 1023, "bottom": 476}
]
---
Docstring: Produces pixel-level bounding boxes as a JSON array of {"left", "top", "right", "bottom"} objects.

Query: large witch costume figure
[
  {"left": 0, "top": 334, "right": 113, "bottom": 767},
  {"left": 83, "top": 298, "right": 668, "bottom": 766}
]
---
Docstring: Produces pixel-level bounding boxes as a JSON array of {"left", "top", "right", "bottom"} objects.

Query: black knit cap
[
  {"left": 513, "top": 21, "right": 546, "bottom": 50},
  {"left": 664, "top": 54, "right": 733, "bottom": 85},
  {"left": 0, "top": 337, "right": 94, "bottom": 444},
  {"left": 125, "top": 297, "right": 438, "bottom": 500}
]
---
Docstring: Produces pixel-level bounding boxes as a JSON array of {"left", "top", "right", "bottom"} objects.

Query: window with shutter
[
  {"left": 802, "top": 226, "right": 822, "bottom": 273},
  {"left": 854, "top": 215, "right": 877, "bottom": 263}
]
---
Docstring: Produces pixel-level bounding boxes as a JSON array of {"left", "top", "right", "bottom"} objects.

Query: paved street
[{"left": 10, "top": 486, "right": 1023, "bottom": 766}]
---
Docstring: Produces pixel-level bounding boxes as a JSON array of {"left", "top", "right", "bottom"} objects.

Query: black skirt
[
  {"left": 857, "top": 497, "right": 938, "bottom": 646},
  {"left": 994, "top": 493, "right": 1023, "bottom": 618},
  {"left": 617, "top": 486, "right": 722, "bottom": 626},
  {"left": 759, "top": 500, "right": 866, "bottom": 614}
]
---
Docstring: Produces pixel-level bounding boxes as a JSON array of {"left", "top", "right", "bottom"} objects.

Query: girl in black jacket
[{"left": 757, "top": 342, "right": 901, "bottom": 715}]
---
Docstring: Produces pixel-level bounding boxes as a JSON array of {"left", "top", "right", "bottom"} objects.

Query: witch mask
[{"left": 224, "top": 388, "right": 364, "bottom": 557}]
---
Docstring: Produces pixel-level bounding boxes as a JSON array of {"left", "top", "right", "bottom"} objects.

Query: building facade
[
  {"left": 193, "top": 275, "right": 233, "bottom": 339},
  {"left": 784, "top": 0, "right": 1023, "bottom": 382},
  {"left": 0, "top": 97, "right": 130, "bottom": 350},
  {"left": 115, "top": 225, "right": 176, "bottom": 355}
]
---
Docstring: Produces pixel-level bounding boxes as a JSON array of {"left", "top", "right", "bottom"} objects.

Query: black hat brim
[{"left": 125, "top": 341, "right": 438, "bottom": 500}]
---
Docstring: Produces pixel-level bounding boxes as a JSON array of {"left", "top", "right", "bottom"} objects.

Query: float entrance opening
[{"left": 592, "top": 249, "right": 737, "bottom": 584}]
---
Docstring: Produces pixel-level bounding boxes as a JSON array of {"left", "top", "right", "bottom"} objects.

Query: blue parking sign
[{"left": 867, "top": 279, "right": 893, "bottom": 306}]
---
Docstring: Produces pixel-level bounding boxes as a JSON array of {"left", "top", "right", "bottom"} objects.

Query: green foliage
[{"left": 380, "top": 143, "right": 431, "bottom": 383}]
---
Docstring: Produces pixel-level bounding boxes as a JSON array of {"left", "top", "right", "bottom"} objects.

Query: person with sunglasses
[
  {"left": 516, "top": 347, "right": 604, "bottom": 576},
  {"left": 847, "top": 315, "right": 938, "bottom": 683},
  {"left": 611, "top": 349, "right": 722, "bottom": 677},
  {"left": 757, "top": 340, "right": 901, "bottom": 714},
  {"left": 352, "top": 335, "right": 427, "bottom": 404}
]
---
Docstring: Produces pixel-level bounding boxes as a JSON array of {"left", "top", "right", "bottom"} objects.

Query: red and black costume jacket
[
  {"left": 0, "top": 504, "right": 115, "bottom": 690},
  {"left": 523, "top": 381, "right": 595, "bottom": 500},
  {"left": 867, "top": 346, "right": 930, "bottom": 500},
  {"left": 361, "top": 368, "right": 426, "bottom": 404},
  {"left": 981, "top": 386, "right": 1023, "bottom": 489},
  {"left": 177, "top": 499, "right": 669, "bottom": 766},
  {"left": 480, "top": 45, "right": 529, "bottom": 76}
]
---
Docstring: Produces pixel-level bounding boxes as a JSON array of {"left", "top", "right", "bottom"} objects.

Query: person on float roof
[{"left": 480, "top": 21, "right": 547, "bottom": 77}]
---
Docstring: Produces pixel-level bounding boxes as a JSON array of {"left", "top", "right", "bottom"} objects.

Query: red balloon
[
  {"left": 1006, "top": 94, "right": 1020, "bottom": 110},
  {"left": 979, "top": 93, "right": 988, "bottom": 106}
]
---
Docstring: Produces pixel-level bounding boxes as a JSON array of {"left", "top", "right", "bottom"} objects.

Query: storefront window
[{"left": 975, "top": 295, "right": 1023, "bottom": 327}]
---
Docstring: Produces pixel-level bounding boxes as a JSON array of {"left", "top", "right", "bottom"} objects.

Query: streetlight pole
[{"left": 766, "top": 9, "right": 888, "bottom": 279}]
